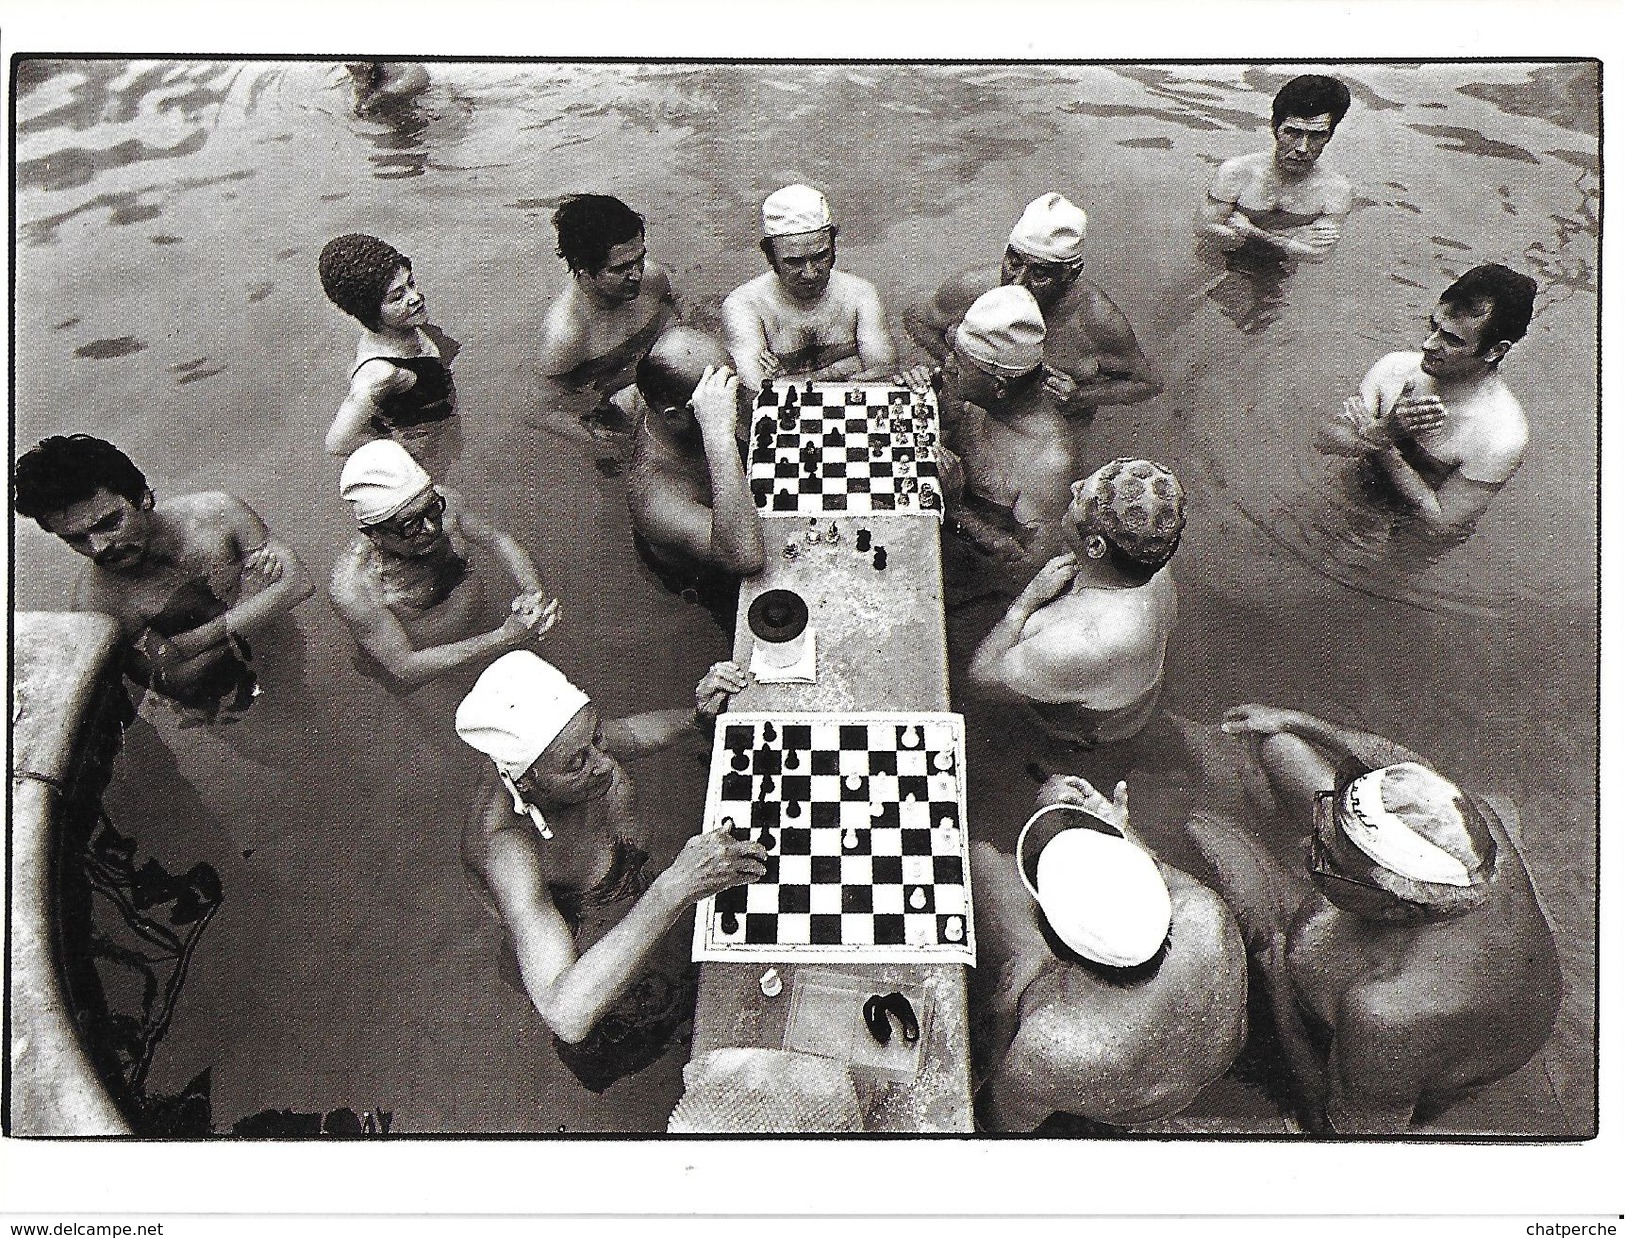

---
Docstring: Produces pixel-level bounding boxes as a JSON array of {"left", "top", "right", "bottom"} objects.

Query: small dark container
[{"left": 748, "top": 588, "right": 809, "bottom": 646}]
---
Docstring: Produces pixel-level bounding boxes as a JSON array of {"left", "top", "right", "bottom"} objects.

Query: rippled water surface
[{"left": 10, "top": 60, "right": 1597, "bottom": 1134}]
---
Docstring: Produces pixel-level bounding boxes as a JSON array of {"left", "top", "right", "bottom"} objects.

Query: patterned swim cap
[
  {"left": 1073, "top": 458, "right": 1186, "bottom": 568},
  {"left": 319, "top": 233, "right": 408, "bottom": 328}
]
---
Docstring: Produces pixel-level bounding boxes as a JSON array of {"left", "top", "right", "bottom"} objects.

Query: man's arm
[
  {"left": 452, "top": 500, "right": 546, "bottom": 594},
  {"left": 1196, "top": 159, "right": 1256, "bottom": 251},
  {"left": 1223, "top": 705, "right": 1429, "bottom": 772},
  {"left": 536, "top": 295, "right": 593, "bottom": 380},
  {"left": 602, "top": 660, "right": 750, "bottom": 760},
  {"left": 164, "top": 499, "right": 313, "bottom": 659},
  {"left": 722, "top": 286, "right": 774, "bottom": 394},
  {"left": 1048, "top": 287, "right": 1162, "bottom": 413},
  {"left": 845, "top": 279, "right": 898, "bottom": 379},
  {"left": 1321, "top": 986, "right": 1426, "bottom": 1135},
  {"left": 1371, "top": 450, "right": 1503, "bottom": 537},
  {"left": 967, "top": 554, "right": 1083, "bottom": 700}
]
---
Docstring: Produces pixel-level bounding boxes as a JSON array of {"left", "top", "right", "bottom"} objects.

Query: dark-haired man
[
  {"left": 537, "top": 194, "right": 680, "bottom": 432},
  {"left": 904, "top": 192, "right": 1161, "bottom": 422},
  {"left": 1198, "top": 74, "right": 1354, "bottom": 262},
  {"left": 970, "top": 774, "right": 1247, "bottom": 1131},
  {"left": 1317, "top": 263, "right": 1535, "bottom": 542},
  {"left": 1187, "top": 704, "right": 1560, "bottom": 1134},
  {"left": 968, "top": 459, "right": 1184, "bottom": 752},
  {"left": 626, "top": 329, "right": 765, "bottom": 631},
  {"left": 722, "top": 184, "right": 897, "bottom": 396},
  {"left": 13, "top": 435, "right": 314, "bottom": 718}
]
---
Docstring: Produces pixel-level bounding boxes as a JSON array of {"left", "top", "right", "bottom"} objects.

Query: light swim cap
[
  {"left": 762, "top": 184, "right": 833, "bottom": 238},
  {"left": 319, "top": 233, "right": 408, "bottom": 328},
  {"left": 340, "top": 439, "right": 433, "bottom": 525},
  {"left": 1009, "top": 193, "right": 1088, "bottom": 265},
  {"left": 455, "top": 651, "right": 592, "bottom": 782},
  {"left": 1337, "top": 763, "right": 1494, "bottom": 889},
  {"left": 951, "top": 285, "right": 1046, "bottom": 379},
  {"left": 1072, "top": 458, "right": 1186, "bottom": 569},
  {"left": 1016, "top": 802, "right": 1172, "bottom": 968}
]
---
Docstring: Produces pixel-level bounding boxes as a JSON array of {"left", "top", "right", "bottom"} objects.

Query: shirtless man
[
  {"left": 626, "top": 329, "right": 765, "bottom": 631},
  {"left": 968, "top": 458, "right": 1183, "bottom": 753},
  {"left": 320, "top": 233, "right": 464, "bottom": 480},
  {"left": 537, "top": 194, "right": 680, "bottom": 434},
  {"left": 1198, "top": 75, "right": 1354, "bottom": 263},
  {"left": 905, "top": 192, "right": 1160, "bottom": 422},
  {"left": 456, "top": 652, "right": 767, "bottom": 1092},
  {"left": 722, "top": 184, "right": 897, "bottom": 398},
  {"left": 916, "top": 284, "right": 1075, "bottom": 564},
  {"left": 971, "top": 774, "right": 1247, "bottom": 1131},
  {"left": 1187, "top": 705, "right": 1560, "bottom": 1134},
  {"left": 13, "top": 435, "right": 314, "bottom": 718},
  {"left": 330, "top": 440, "right": 558, "bottom": 697},
  {"left": 1317, "top": 263, "right": 1535, "bottom": 544}
]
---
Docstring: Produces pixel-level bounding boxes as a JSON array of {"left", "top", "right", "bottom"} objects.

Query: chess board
[
  {"left": 692, "top": 711, "right": 975, "bottom": 965},
  {"left": 747, "top": 382, "right": 945, "bottom": 520}
]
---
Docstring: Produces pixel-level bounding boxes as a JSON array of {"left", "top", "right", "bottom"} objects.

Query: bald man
[{"left": 626, "top": 329, "right": 766, "bottom": 630}]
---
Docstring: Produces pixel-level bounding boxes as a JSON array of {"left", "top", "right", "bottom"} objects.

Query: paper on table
[{"left": 751, "top": 627, "right": 817, "bottom": 683}]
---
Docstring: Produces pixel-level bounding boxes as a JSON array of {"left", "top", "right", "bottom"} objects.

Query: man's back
[{"left": 1013, "top": 570, "right": 1175, "bottom": 710}]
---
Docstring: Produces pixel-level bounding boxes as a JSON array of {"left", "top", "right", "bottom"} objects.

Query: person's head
[
  {"left": 1001, "top": 193, "right": 1088, "bottom": 308},
  {"left": 319, "top": 234, "right": 420, "bottom": 331},
  {"left": 759, "top": 184, "right": 837, "bottom": 303},
  {"left": 1269, "top": 74, "right": 1351, "bottom": 175},
  {"left": 14, "top": 435, "right": 157, "bottom": 570},
  {"left": 1309, "top": 763, "right": 1498, "bottom": 921},
  {"left": 1016, "top": 801, "right": 1173, "bottom": 981},
  {"left": 456, "top": 652, "right": 621, "bottom": 810},
  {"left": 339, "top": 440, "right": 447, "bottom": 557},
  {"left": 635, "top": 327, "right": 732, "bottom": 443},
  {"left": 942, "top": 284, "right": 1047, "bottom": 407},
  {"left": 1065, "top": 458, "right": 1186, "bottom": 584},
  {"left": 1422, "top": 264, "right": 1538, "bottom": 379},
  {"left": 553, "top": 194, "right": 647, "bottom": 302}
]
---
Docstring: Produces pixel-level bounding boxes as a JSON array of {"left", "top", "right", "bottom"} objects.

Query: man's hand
[
  {"left": 758, "top": 351, "right": 785, "bottom": 382},
  {"left": 1035, "top": 774, "right": 1129, "bottom": 830},
  {"left": 502, "top": 592, "right": 560, "bottom": 644},
  {"left": 694, "top": 660, "right": 750, "bottom": 721},
  {"left": 894, "top": 363, "right": 939, "bottom": 395},
  {"left": 236, "top": 543, "right": 286, "bottom": 595},
  {"left": 690, "top": 364, "right": 741, "bottom": 438},
  {"left": 1018, "top": 552, "right": 1077, "bottom": 609},
  {"left": 1391, "top": 388, "right": 1448, "bottom": 438},
  {"left": 1336, "top": 395, "right": 1392, "bottom": 449},
  {"left": 655, "top": 826, "right": 769, "bottom": 906},
  {"left": 1221, "top": 704, "right": 1306, "bottom": 738}
]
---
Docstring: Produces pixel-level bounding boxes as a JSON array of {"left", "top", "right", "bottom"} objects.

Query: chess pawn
[{"left": 759, "top": 967, "right": 783, "bottom": 998}]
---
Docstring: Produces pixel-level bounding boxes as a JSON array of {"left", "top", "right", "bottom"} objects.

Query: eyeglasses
[
  {"left": 365, "top": 492, "right": 446, "bottom": 539},
  {"left": 1308, "top": 790, "right": 1386, "bottom": 893}
]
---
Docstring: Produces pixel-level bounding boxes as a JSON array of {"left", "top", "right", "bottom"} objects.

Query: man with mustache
[{"left": 13, "top": 434, "right": 313, "bottom": 718}]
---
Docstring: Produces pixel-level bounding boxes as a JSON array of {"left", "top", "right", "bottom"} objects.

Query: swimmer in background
[
  {"left": 320, "top": 233, "right": 463, "bottom": 480},
  {"left": 903, "top": 285, "right": 1074, "bottom": 565},
  {"left": 1316, "top": 264, "right": 1535, "bottom": 546},
  {"left": 329, "top": 440, "right": 558, "bottom": 698},
  {"left": 1187, "top": 704, "right": 1560, "bottom": 1134},
  {"left": 904, "top": 192, "right": 1161, "bottom": 424},
  {"left": 970, "top": 774, "right": 1246, "bottom": 1132},
  {"left": 1197, "top": 74, "right": 1354, "bottom": 264},
  {"left": 723, "top": 184, "right": 897, "bottom": 401},
  {"left": 344, "top": 62, "right": 430, "bottom": 116},
  {"left": 457, "top": 652, "right": 767, "bottom": 1093},
  {"left": 536, "top": 195, "right": 680, "bottom": 439},
  {"left": 968, "top": 460, "right": 1183, "bottom": 754},
  {"left": 13, "top": 435, "right": 314, "bottom": 721},
  {"left": 626, "top": 330, "right": 765, "bottom": 632}
]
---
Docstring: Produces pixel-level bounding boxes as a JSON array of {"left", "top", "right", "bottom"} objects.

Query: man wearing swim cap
[
  {"left": 1198, "top": 75, "right": 1354, "bottom": 262},
  {"left": 330, "top": 440, "right": 558, "bottom": 702},
  {"left": 968, "top": 459, "right": 1183, "bottom": 756},
  {"left": 905, "top": 192, "right": 1161, "bottom": 423},
  {"left": 14, "top": 434, "right": 315, "bottom": 721},
  {"left": 535, "top": 195, "right": 681, "bottom": 445},
  {"left": 722, "top": 184, "right": 898, "bottom": 397},
  {"left": 457, "top": 651, "right": 767, "bottom": 1092},
  {"left": 626, "top": 329, "right": 765, "bottom": 631},
  {"left": 1186, "top": 704, "right": 1560, "bottom": 1134},
  {"left": 969, "top": 774, "right": 1246, "bottom": 1131},
  {"left": 909, "top": 284, "right": 1078, "bottom": 565},
  {"left": 1317, "top": 263, "right": 1535, "bottom": 545}
]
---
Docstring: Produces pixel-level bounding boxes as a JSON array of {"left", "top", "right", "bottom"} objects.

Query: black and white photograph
[{"left": 3, "top": 1, "right": 1616, "bottom": 1231}]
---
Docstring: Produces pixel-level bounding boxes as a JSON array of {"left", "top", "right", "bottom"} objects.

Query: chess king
[{"left": 456, "top": 650, "right": 767, "bottom": 1093}]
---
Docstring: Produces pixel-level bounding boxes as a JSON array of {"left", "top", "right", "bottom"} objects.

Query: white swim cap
[
  {"left": 762, "top": 183, "right": 833, "bottom": 238},
  {"left": 455, "top": 651, "right": 592, "bottom": 782},
  {"left": 1009, "top": 192, "right": 1088, "bottom": 264},
  {"left": 951, "top": 285, "right": 1046, "bottom": 379},
  {"left": 1337, "top": 763, "right": 1490, "bottom": 888},
  {"left": 1016, "top": 802, "right": 1172, "bottom": 968},
  {"left": 340, "top": 439, "right": 432, "bottom": 525}
]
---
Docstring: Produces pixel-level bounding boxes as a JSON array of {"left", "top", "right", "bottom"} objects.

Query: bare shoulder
[
  {"left": 828, "top": 269, "right": 881, "bottom": 307},
  {"left": 538, "top": 289, "right": 591, "bottom": 371},
  {"left": 723, "top": 271, "right": 775, "bottom": 312},
  {"left": 327, "top": 541, "right": 380, "bottom": 610},
  {"left": 169, "top": 490, "right": 266, "bottom": 541},
  {"left": 1208, "top": 151, "right": 1264, "bottom": 197}
]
